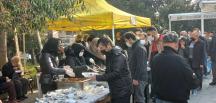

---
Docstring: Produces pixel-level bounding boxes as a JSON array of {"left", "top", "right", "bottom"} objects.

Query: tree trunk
[
  {"left": 22, "top": 33, "right": 26, "bottom": 70},
  {"left": 14, "top": 29, "right": 24, "bottom": 72},
  {"left": 31, "top": 48, "right": 36, "bottom": 64},
  {"left": 37, "top": 30, "right": 43, "bottom": 51},
  {"left": 0, "top": 32, "right": 8, "bottom": 69}
]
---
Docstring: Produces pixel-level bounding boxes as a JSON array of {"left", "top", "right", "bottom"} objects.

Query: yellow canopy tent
[{"left": 48, "top": 0, "right": 151, "bottom": 42}]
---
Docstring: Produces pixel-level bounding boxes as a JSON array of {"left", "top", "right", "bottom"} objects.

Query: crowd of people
[
  {"left": 1, "top": 26, "right": 215, "bottom": 103},
  {"left": 37, "top": 26, "right": 216, "bottom": 103}
]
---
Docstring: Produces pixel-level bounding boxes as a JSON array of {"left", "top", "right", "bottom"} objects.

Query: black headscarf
[
  {"left": 41, "top": 38, "right": 60, "bottom": 56},
  {"left": 64, "top": 46, "right": 74, "bottom": 56},
  {"left": 71, "top": 43, "right": 85, "bottom": 57}
]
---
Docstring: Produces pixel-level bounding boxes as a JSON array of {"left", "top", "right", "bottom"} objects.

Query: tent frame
[
  {"left": 168, "top": 12, "right": 216, "bottom": 35},
  {"left": 112, "top": 25, "right": 115, "bottom": 44},
  {"left": 168, "top": 0, "right": 216, "bottom": 35},
  {"left": 48, "top": 0, "right": 151, "bottom": 43}
]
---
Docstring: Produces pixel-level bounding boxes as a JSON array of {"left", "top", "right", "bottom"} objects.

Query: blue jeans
[{"left": 133, "top": 81, "right": 148, "bottom": 103}]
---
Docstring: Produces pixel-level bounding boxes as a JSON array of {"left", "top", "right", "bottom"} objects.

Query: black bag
[
  {"left": 40, "top": 74, "right": 54, "bottom": 85},
  {"left": 191, "top": 74, "right": 199, "bottom": 89}
]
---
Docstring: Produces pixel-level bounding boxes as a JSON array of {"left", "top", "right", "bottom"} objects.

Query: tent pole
[
  {"left": 201, "top": 13, "right": 204, "bottom": 36},
  {"left": 169, "top": 19, "right": 171, "bottom": 32},
  {"left": 112, "top": 25, "right": 115, "bottom": 45}
]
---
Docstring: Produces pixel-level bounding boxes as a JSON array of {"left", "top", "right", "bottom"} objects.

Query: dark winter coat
[
  {"left": 151, "top": 46, "right": 195, "bottom": 102},
  {"left": 129, "top": 40, "right": 148, "bottom": 81},
  {"left": 39, "top": 53, "right": 65, "bottom": 76},
  {"left": 209, "top": 35, "right": 216, "bottom": 62},
  {"left": 96, "top": 46, "right": 132, "bottom": 99},
  {"left": 39, "top": 38, "right": 65, "bottom": 84},
  {"left": 39, "top": 38, "right": 66, "bottom": 94},
  {"left": 65, "top": 56, "right": 88, "bottom": 78},
  {"left": 178, "top": 48, "right": 188, "bottom": 58},
  {"left": 2, "top": 62, "right": 15, "bottom": 79},
  {"left": 64, "top": 43, "right": 88, "bottom": 78},
  {"left": 178, "top": 47, "right": 190, "bottom": 64},
  {"left": 84, "top": 50, "right": 105, "bottom": 65},
  {"left": 189, "top": 39, "right": 205, "bottom": 69},
  {"left": 1, "top": 61, "right": 22, "bottom": 81}
]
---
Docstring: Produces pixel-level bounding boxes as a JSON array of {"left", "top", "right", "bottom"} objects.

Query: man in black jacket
[
  {"left": 188, "top": 28, "right": 205, "bottom": 90},
  {"left": 123, "top": 32, "right": 148, "bottom": 103},
  {"left": 151, "top": 33, "right": 195, "bottom": 103},
  {"left": 90, "top": 36, "right": 132, "bottom": 103},
  {"left": 209, "top": 33, "right": 216, "bottom": 85}
]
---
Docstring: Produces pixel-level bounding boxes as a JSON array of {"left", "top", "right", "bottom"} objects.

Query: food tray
[{"left": 62, "top": 78, "right": 91, "bottom": 83}]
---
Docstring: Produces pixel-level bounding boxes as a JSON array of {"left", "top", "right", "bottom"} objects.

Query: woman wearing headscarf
[
  {"left": 39, "top": 38, "right": 74, "bottom": 94},
  {"left": 65, "top": 43, "right": 90, "bottom": 78},
  {"left": 84, "top": 36, "right": 106, "bottom": 65}
]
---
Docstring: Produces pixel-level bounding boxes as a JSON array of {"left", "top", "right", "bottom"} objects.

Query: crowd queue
[{"left": 0, "top": 26, "right": 216, "bottom": 103}]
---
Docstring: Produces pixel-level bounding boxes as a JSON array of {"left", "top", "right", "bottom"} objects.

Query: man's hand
[
  {"left": 133, "top": 80, "right": 139, "bottom": 86},
  {"left": 200, "top": 65, "right": 204, "bottom": 68},
  {"left": 86, "top": 66, "right": 91, "bottom": 71},
  {"left": 64, "top": 67, "right": 75, "bottom": 77},
  {"left": 64, "top": 65, "right": 71, "bottom": 70},
  {"left": 89, "top": 58, "right": 96, "bottom": 65},
  {"left": 13, "top": 67, "right": 18, "bottom": 70},
  {"left": 89, "top": 76, "right": 96, "bottom": 81},
  {"left": 192, "top": 73, "right": 196, "bottom": 78},
  {"left": 6, "top": 77, "right": 11, "bottom": 82}
]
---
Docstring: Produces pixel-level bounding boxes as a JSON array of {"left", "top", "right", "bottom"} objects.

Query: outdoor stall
[
  {"left": 37, "top": 0, "right": 151, "bottom": 102},
  {"left": 36, "top": 65, "right": 109, "bottom": 103}
]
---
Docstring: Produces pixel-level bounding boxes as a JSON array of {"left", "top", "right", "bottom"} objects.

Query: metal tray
[{"left": 62, "top": 78, "right": 91, "bottom": 83}]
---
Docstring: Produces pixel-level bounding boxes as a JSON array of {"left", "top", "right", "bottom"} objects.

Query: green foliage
[
  {"left": 158, "top": 0, "right": 199, "bottom": 32},
  {"left": 23, "top": 64, "right": 37, "bottom": 78},
  {"left": 0, "top": 0, "right": 85, "bottom": 34},
  {"left": 109, "top": 0, "right": 216, "bottom": 32},
  {"left": 28, "top": 0, "right": 85, "bottom": 31},
  {"left": 0, "top": 0, "right": 86, "bottom": 66},
  {"left": 108, "top": 0, "right": 155, "bottom": 18},
  {"left": 25, "top": 34, "right": 39, "bottom": 50},
  {"left": 0, "top": 1, "right": 12, "bottom": 31}
]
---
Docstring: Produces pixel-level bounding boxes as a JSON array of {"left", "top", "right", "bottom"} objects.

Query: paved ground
[
  {"left": 21, "top": 90, "right": 38, "bottom": 103},
  {"left": 20, "top": 75, "right": 216, "bottom": 103},
  {"left": 189, "top": 75, "right": 216, "bottom": 103}
]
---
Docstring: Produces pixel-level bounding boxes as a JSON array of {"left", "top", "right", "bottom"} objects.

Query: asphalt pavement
[{"left": 189, "top": 75, "right": 216, "bottom": 103}]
